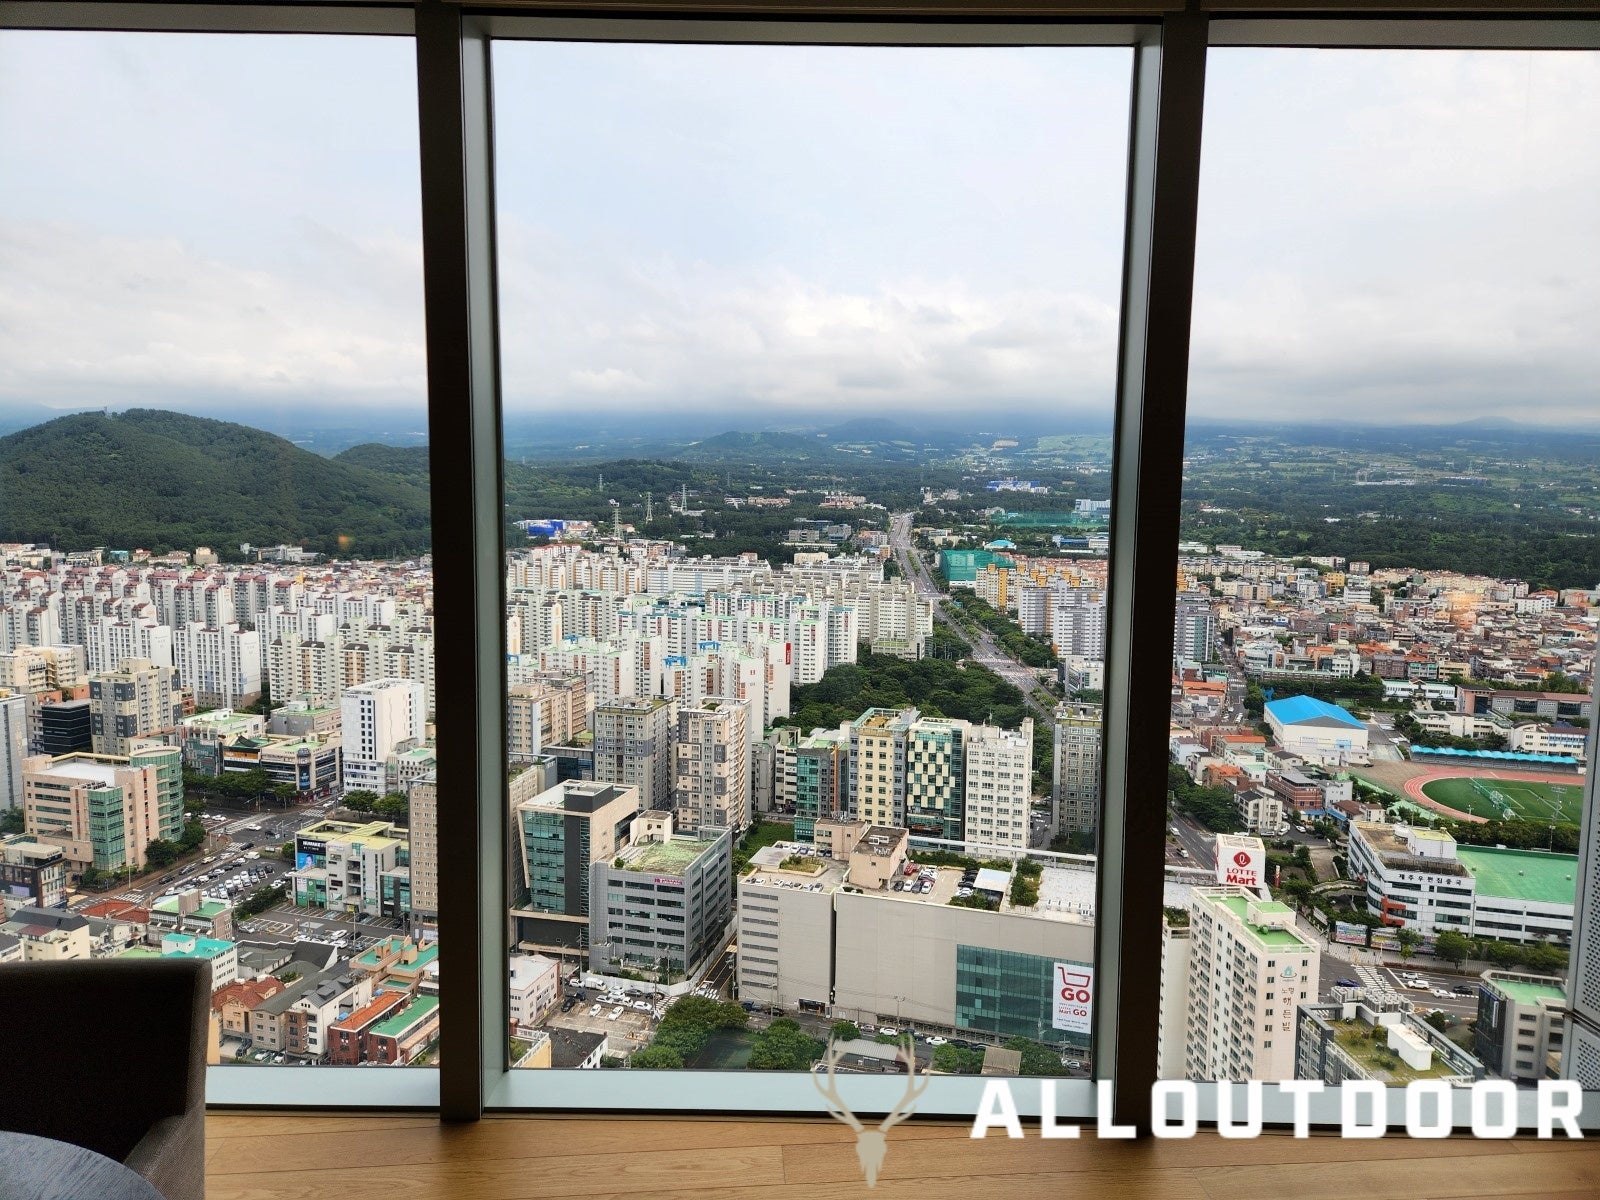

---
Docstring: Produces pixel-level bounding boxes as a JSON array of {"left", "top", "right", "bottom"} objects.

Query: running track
[{"left": 1395, "top": 765, "right": 1584, "bottom": 824}]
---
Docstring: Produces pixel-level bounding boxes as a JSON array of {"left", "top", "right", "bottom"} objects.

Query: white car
[
  {"left": 587, "top": 1003, "right": 602, "bottom": 1017},
  {"left": 879, "top": 1026, "right": 899, "bottom": 1038},
  {"left": 926, "top": 1036, "right": 948, "bottom": 1046},
  {"left": 606, "top": 1006, "right": 624, "bottom": 1021},
  {"left": 631, "top": 1000, "right": 652, "bottom": 1013}
]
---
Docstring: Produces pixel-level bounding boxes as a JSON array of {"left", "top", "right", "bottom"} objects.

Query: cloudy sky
[{"left": 0, "top": 30, "right": 1595, "bottom": 431}]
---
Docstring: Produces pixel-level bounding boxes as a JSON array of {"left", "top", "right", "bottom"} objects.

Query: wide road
[{"left": 889, "top": 511, "right": 1053, "bottom": 722}]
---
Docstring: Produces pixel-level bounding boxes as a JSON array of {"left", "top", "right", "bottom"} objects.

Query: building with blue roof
[{"left": 1265, "top": 695, "right": 1369, "bottom": 765}]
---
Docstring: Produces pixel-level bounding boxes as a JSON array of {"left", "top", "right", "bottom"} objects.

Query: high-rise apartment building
[
  {"left": 593, "top": 696, "right": 674, "bottom": 812},
  {"left": 1052, "top": 702, "right": 1103, "bottom": 841},
  {"left": 406, "top": 773, "right": 438, "bottom": 925},
  {"left": 0, "top": 695, "right": 26, "bottom": 812},
  {"left": 673, "top": 698, "right": 750, "bottom": 836},
  {"left": 340, "top": 678, "right": 426, "bottom": 794},
  {"left": 962, "top": 718, "right": 1033, "bottom": 850},
  {"left": 174, "top": 620, "right": 262, "bottom": 710},
  {"left": 790, "top": 730, "right": 846, "bottom": 843},
  {"left": 89, "top": 658, "right": 182, "bottom": 757},
  {"left": 848, "top": 707, "right": 916, "bottom": 828},
  {"left": 1174, "top": 598, "right": 1217, "bottom": 664},
  {"left": 1183, "top": 887, "right": 1320, "bottom": 1082}
]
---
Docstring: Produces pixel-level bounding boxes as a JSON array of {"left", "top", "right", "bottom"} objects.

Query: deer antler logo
[{"left": 812, "top": 1033, "right": 928, "bottom": 1188}]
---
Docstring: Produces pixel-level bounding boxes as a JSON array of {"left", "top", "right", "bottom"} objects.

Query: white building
[
  {"left": 962, "top": 719, "right": 1034, "bottom": 850},
  {"left": 508, "top": 953, "right": 562, "bottom": 1033},
  {"left": 1263, "top": 695, "right": 1369, "bottom": 765},
  {"left": 1182, "top": 887, "right": 1320, "bottom": 1081},
  {"left": 175, "top": 621, "right": 262, "bottom": 710},
  {"left": 673, "top": 698, "right": 751, "bottom": 836},
  {"left": 340, "top": 679, "right": 426, "bottom": 794},
  {"left": 0, "top": 695, "right": 25, "bottom": 811}
]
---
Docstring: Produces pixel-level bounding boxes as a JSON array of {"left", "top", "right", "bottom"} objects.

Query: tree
[
  {"left": 342, "top": 790, "right": 378, "bottom": 813},
  {"left": 631, "top": 1045, "right": 684, "bottom": 1070},
  {"left": 375, "top": 792, "right": 410, "bottom": 822},
  {"left": 279, "top": 841, "right": 295, "bottom": 862},
  {"left": 178, "top": 817, "right": 206, "bottom": 852},
  {"left": 0, "top": 808, "right": 25, "bottom": 835},
  {"left": 1394, "top": 928, "right": 1423, "bottom": 960},
  {"left": 1435, "top": 930, "right": 1473, "bottom": 966},
  {"left": 1424, "top": 1010, "right": 1450, "bottom": 1033},
  {"left": 79, "top": 867, "right": 106, "bottom": 890},
  {"left": 145, "top": 839, "right": 179, "bottom": 868},
  {"left": 749, "top": 1018, "right": 824, "bottom": 1071},
  {"left": 272, "top": 783, "right": 297, "bottom": 805},
  {"left": 829, "top": 1020, "right": 861, "bottom": 1043}
]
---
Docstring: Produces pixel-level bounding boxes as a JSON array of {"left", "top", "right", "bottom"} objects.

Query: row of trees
[
  {"left": 1166, "top": 762, "right": 1243, "bottom": 834},
  {"left": 945, "top": 594, "right": 1060, "bottom": 670},
  {"left": 341, "top": 790, "right": 410, "bottom": 822},
  {"left": 631, "top": 995, "right": 749, "bottom": 1069}
]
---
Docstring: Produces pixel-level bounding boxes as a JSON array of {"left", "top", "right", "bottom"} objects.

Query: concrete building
[
  {"left": 178, "top": 709, "right": 268, "bottom": 775},
  {"left": 159, "top": 931, "right": 239, "bottom": 989},
  {"left": 1183, "top": 887, "right": 1321, "bottom": 1081},
  {"left": 1263, "top": 695, "right": 1369, "bottom": 765},
  {"left": 88, "top": 658, "right": 181, "bottom": 757},
  {"left": 513, "top": 780, "right": 641, "bottom": 952},
  {"left": 1052, "top": 703, "right": 1103, "bottom": 841},
  {"left": 672, "top": 698, "right": 750, "bottom": 836},
  {"left": 1474, "top": 971, "right": 1568, "bottom": 1083},
  {"left": 340, "top": 678, "right": 425, "bottom": 795},
  {"left": 1173, "top": 600, "right": 1217, "bottom": 664},
  {"left": 0, "top": 694, "right": 26, "bottom": 811},
  {"left": 848, "top": 707, "right": 916, "bottom": 828},
  {"left": 148, "top": 889, "right": 234, "bottom": 943},
  {"left": 737, "top": 826, "right": 1095, "bottom": 1049},
  {"left": 587, "top": 816, "right": 733, "bottom": 979},
  {"left": 0, "top": 835, "right": 68, "bottom": 911},
  {"left": 1157, "top": 910, "right": 1191, "bottom": 1080},
  {"left": 406, "top": 773, "right": 438, "bottom": 924},
  {"left": 289, "top": 819, "right": 410, "bottom": 920},
  {"left": 963, "top": 718, "right": 1033, "bottom": 850},
  {"left": 22, "top": 746, "right": 183, "bottom": 876},
  {"left": 1296, "top": 993, "right": 1484, "bottom": 1086},
  {"left": 904, "top": 717, "right": 966, "bottom": 841},
  {"left": 1346, "top": 821, "right": 1576, "bottom": 942},
  {"left": 37, "top": 699, "right": 91, "bottom": 756},
  {"left": 790, "top": 729, "right": 846, "bottom": 844},
  {"left": 593, "top": 697, "right": 675, "bottom": 812},
  {"left": 0, "top": 906, "right": 91, "bottom": 960},
  {"left": 174, "top": 621, "right": 262, "bottom": 710},
  {"left": 508, "top": 953, "right": 561, "bottom": 1032}
]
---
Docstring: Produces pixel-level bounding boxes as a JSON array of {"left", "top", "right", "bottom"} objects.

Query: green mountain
[{"left": 0, "top": 410, "right": 432, "bottom": 559}]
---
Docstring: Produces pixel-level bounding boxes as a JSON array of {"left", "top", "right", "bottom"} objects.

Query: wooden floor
[{"left": 206, "top": 1113, "right": 1600, "bottom": 1200}]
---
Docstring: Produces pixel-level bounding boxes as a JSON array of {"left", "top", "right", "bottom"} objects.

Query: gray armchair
[{"left": 0, "top": 958, "right": 208, "bottom": 1200}]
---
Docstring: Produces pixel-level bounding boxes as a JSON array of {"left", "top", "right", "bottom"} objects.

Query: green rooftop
[
  {"left": 1210, "top": 894, "right": 1312, "bottom": 949},
  {"left": 621, "top": 837, "right": 718, "bottom": 875},
  {"left": 1490, "top": 976, "right": 1566, "bottom": 1007},
  {"left": 117, "top": 946, "right": 161, "bottom": 959},
  {"left": 1456, "top": 846, "right": 1577, "bottom": 906},
  {"left": 1329, "top": 1018, "right": 1459, "bottom": 1085},
  {"left": 369, "top": 993, "right": 440, "bottom": 1039}
]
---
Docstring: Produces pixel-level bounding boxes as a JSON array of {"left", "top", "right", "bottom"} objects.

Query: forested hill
[{"left": 0, "top": 410, "right": 432, "bottom": 559}]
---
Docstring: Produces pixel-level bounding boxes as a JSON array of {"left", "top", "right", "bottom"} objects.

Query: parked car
[
  {"left": 606, "top": 1006, "right": 624, "bottom": 1021},
  {"left": 1453, "top": 985, "right": 1477, "bottom": 996},
  {"left": 1335, "top": 978, "right": 1359, "bottom": 988},
  {"left": 588, "top": 1003, "right": 602, "bottom": 1018},
  {"left": 879, "top": 1027, "right": 899, "bottom": 1038},
  {"left": 926, "top": 1036, "right": 948, "bottom": 1046}
]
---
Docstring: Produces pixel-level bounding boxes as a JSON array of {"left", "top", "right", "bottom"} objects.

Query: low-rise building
[
  {"left": 212, "top": 978, "right": 285, "bottom": 1040},
  {"left": 0, "top": 906, "right": 90, "bottom": 960},
  {"left": 0, "top": 835, "right": 67, "bottom": 911},
  {"left": 1296, "top": 993, "right": 1484, "bottom": 1086},
  {"left": 160, "top": 932, "right": 238, "bottom": 989},
  {"left": 148, "top": 890, "right": 234, "bottom": 943},
  {"left": 548, "top": 1027, "right": 606, "bottom": 1069},
  {"left": 365, "top": 993, "right": 440, "bottom": 1065},
  {"left": 1474, "top": 971, "right": 1568, "bottom": 1083},
  {"left": 587, "top": 816, "right": 733, "bottom": 980},
  {"left": 328, "top": 990, "right": 410, "bottom": 1065},
  {"left": 509, "top": 953, "right": 561, "bottom": 1032},
  {"left": 289, "top": 819, "right": 410, "bottom": 920}
]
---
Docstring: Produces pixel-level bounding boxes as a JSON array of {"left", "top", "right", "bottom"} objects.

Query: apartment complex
[
  {"left": 407, "top": 773, "right": 439, "bottom": 923},
  {"left": 0, "top": 694, "right": 26, "bottom": 811}
]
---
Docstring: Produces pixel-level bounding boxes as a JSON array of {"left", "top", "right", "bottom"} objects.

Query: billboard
[
  {"left": 1052, "top": 962, "right": 1094, "bottom": 1036},
  {"left": 1215, "top": 834, "right": 1264, "bottom": 889},
  {"left": 1333, "top": 921, "right": 1368, "bottom": 946},
  {"left": 296, "top": 838, "right": 327, "bottom": 871}
]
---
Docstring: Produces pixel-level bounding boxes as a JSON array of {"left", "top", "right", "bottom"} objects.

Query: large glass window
[
  {"left": 491, "top": 38, "right": 1129, "bottom": 1077},
  {"left": 1166, "top": 45, "right": 1600, "bottom": 1094},
  {"left": 0, "top": 30, "right": 439, "bottom": 1074}
]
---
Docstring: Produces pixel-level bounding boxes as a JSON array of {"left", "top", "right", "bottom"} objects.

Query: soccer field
[{"left": 1420, "top": 775, "right": 1585, "bottom": 824}]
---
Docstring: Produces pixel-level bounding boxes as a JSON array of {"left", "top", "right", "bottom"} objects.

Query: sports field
[{"left": 1419, "top": 775, "right": 1584, "bottom": 824}]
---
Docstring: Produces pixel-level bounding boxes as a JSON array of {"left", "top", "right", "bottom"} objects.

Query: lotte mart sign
[{"left": 1052, "top": 962, "right": 1094, "bottom": 1035}]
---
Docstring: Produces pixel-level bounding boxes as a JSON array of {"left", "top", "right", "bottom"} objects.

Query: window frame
[{"left": 1, "top": 0, "right": 1596, "bottom": 1132}]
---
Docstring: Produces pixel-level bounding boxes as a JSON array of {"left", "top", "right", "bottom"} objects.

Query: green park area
[{"left": 1420, "top": 775, "right": 1584, "bottom": 824}]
